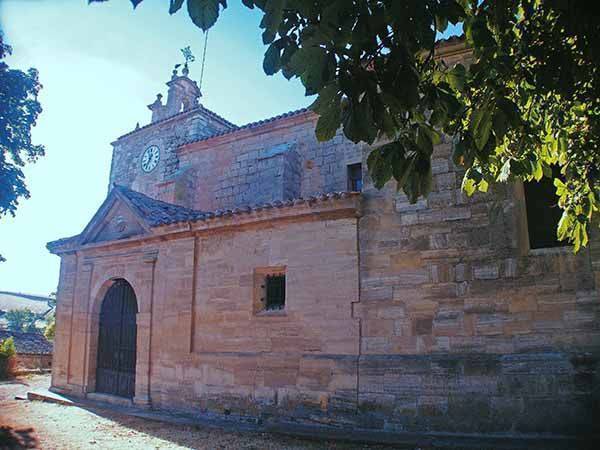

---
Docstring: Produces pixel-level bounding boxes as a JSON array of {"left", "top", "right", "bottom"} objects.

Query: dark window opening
[
  {"left": 347, "top": 163, "right": 363, "bottom": 191},
  {"left": 524, "top": 170, "right": 566, "bottom": 249},
  {"left": 265, "top": 274, "right": 286, "bottom": 311}
]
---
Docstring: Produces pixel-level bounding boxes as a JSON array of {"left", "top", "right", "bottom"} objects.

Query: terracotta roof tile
[
  {"left": 180, "top": 107, "right": 311, "bottom": 147},
  {"left": 119, "top": 186, "right": 361, "bottom": 226},
  {"left": 116, "top": 104, "right": 237, "bottom": 141},
  {"left": 0, "top": 330, "right": 53, "bottom": 355},
  {"left": 115, "top": 185, "right": 206, "bottom": 226},
  {"left": 118, "top": 185, "right": 358, "bottom": 226},
  {"left": 47, "top": 187, "right": 360, "bottom": 250}
]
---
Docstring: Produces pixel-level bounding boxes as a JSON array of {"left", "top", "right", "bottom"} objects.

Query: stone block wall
[
  {"left": 14, "top": 353, "right": 52, "bottom": 371},
  {"left": 109, "top": 107, "right": 232, "bottom": 201},
  {"left": 213, "top": 142, "right": 302, "bottom": 208},
  {"left": 354, "top": 132, "right": 600, "bottom": 435},
  {"left": 151, "top": 215, "right": 361, "bottom": 417},
  {"left": 177, "top": 113, "right": 363, "bottom": 212}
]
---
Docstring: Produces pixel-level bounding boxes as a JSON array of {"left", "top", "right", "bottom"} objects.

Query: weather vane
[{"left": 181, "top": 46, "right": 195, "bottom": 67}]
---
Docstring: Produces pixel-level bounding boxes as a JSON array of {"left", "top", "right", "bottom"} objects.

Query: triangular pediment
[{"left": 79, "top": 189, "right": 151, "bottom": 245}]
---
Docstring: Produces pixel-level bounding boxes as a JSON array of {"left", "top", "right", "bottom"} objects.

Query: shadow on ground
[
  {"left": 0, "top": 426, "right": 38, "bottom": 449},
  {"left": 75, "top": 402, "right": 399, "bottom": 450}
]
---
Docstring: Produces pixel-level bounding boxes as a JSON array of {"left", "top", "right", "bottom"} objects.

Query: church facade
[{"left": 48, "top": 40, "right": 599, "bottom": 440}]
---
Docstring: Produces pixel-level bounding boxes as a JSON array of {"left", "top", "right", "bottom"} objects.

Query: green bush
[{"left": 0, "top": 336, "right": 16, "bottom": 379}]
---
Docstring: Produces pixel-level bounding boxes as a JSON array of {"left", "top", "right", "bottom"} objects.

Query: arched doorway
[{"left": 96, "top": 279, "right": 137, "bottom": 398}]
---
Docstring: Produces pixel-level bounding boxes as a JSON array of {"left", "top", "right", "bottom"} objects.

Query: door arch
[{"left": 96, "top": 279, "right": 138, "bottom": 398}]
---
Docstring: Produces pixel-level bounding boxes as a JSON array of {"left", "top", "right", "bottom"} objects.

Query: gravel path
[{"left": 0, "top": 375, "right": 397, "bottom": 450}]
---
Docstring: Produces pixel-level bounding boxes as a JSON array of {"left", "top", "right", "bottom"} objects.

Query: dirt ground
[{"left": 0, "top": 375, "right": 397, "bottom": 450}]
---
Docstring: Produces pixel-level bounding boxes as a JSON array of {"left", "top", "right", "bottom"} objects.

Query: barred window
[
  {"left": 347, "top": 163, "right": 363, "bottom": 191},
  {"left": 264, "top": 274, "right": 286, "bottom": 311}
]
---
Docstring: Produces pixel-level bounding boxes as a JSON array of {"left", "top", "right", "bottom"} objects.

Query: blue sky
[
  {"left": 0, "top": 0, "right": 309, "bottom": 296},
  {"left": 0, "top": 1, "right": 461, "bottom": 296}
]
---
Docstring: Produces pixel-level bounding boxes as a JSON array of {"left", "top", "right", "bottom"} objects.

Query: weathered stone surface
[{"left": 47, "top": 41, "right": 600, "bottom": 441}]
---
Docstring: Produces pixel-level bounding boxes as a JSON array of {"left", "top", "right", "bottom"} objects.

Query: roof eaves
[
  {"left": 114, "top": 104, "right": 237, "bottom": 142},
  {"left": 179, "top": 107, "right": 312, "bottom": 148},
  {"left": 155, "top": 191, "right": 360, "bottom": 228}
]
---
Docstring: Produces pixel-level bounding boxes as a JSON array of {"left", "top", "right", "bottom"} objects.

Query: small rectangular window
[
  {"left": 265, "top": 274, "right": 286, "bottom": 311},
  {"left": 347, "top": 163, "right": 363, "bottom": 191},
  {"left": 254, "top": 267, "right": 286, "bottom": 314},
  {"left": 524, "top": 170, "right": 566, "bottom": 249}
]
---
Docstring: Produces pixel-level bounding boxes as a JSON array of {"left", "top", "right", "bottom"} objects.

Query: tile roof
[
  {"left": 118, "top": 185, "right": 359, "bottom": 226},
  {"left": 115, "top": 185, "right": 205, "bottom": 226},
  {"left": 181, "top": 107, "right": 311, "bottom": 147},
  {"left": 47, "top": 187, "right": 360, "bottom": 251},
  {"left": 116, "top": 104, "right": 237, "bottom": 141},
  {"left": 435, "top": 34, "right": 466, "bottom": 48},
  {"left": 0, "top": 330, "right": 53, "bottom": 355},
  {"left": 197, "top": 191, "right": 359, "bottom": 221}
]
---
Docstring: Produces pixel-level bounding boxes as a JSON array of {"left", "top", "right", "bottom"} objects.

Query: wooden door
[{"left": 96, "top": 279, "right": 137, "bottom": 398}]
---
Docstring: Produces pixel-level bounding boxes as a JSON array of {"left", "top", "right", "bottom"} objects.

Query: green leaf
[
  {"left": 452, "top": 139, "right": 465, "bottom": 166},
  {"left": 498, "top": 159, "right": 511, "bottom": 182},
  {"left": 470, "top": 104, "right": 493, "bottom": 150},
  {"left": 557, "top": 211, "right": 571, "bottom": 241},
  {"left": 462, "top": 175, "right": 476, "bottom": 196},
  {"left": 187, "top": 0, "right": 222, "bottom": 31},
  {"left": 492, "top": 109, "right": 508, "bottom": 142},
  {"left": 478, "top": 178, "right": 489, "bottom": 192},
  {"left": 367, "top": 146, "right": 393, "bottom": 189},
  {"left": 435, "top": 15, "right": 449, "bottom": 33},
  {"left": 260, "top": 0, "right": 285, "bottom": 44},
  {"left": 288, "top": 46, "right": 328, "bottom": 95},
  {"left": 532, "top": 160, "right": 543, "bottom": 181},
  {"left": 169, "top": 0, "right": 184, "bottom": 14},
  {"left": 315, "top": 108, "right": 341, "bottom": 141},
  {"left": 311, "top": 84, "right": 342, "bottom": 142},
  {"left": 263, "top": 43, "right": 281, "bottom": 75},
  {"left": 446, "top": 64, "right": 466, "bottom": 92}
]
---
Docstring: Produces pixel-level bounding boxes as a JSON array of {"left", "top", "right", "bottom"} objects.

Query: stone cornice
[
  {"left": 47, "top": 193, "right": 361, "bottom": 255},
  {"left": 177, "top": 109, "right": 315, "bottom": 155}
]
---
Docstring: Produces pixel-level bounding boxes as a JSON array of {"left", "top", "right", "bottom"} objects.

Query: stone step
[{"left": 27, "top": 388, "right": 76, "bottom": 406}]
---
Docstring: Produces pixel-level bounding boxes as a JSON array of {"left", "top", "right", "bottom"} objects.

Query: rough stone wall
[
  {"left": 178, "top": 116, "right": 363, "bottom": 212},
  {"left": 355, "top": 134, "right": 600, "bottom": 434},
  {"left": 213, "top": 142, "right": 302, "bottom": 208},
  {"left": 51, "top": 253, "right": 77, "bottom": 392},
  {"left": 50, "top": 41, "right": 600, "bottom": 437},
  {"left": 49, "top": 177, "right": 600, "bottom": 437},
  {"left": 14, "top": 353, "right": 52, "bottom": 371},
  {"left": 148, "top": 216, "right": 360, "bottom": 416},
  {"left": 109, "top": 108, "right": 232, "bottom": 202}
]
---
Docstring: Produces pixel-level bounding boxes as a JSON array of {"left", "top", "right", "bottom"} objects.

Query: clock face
[{"left": 141, "top": 145, "right": 160, "bottom": 173}]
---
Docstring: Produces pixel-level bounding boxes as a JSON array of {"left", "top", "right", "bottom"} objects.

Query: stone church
[{"left": 48, "top": 38, "right": 599, "bottom": 441}]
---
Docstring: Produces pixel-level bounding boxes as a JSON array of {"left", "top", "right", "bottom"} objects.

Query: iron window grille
[
  {"left": 347, "top": 163, "right": 363, "bottom": 191},
  {"left": 264, "top": 274, "right": 286, "bottom": 311}
]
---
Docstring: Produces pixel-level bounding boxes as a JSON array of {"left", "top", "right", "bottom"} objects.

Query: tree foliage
[
  {"left": 0, "top": 34, "right": 45, "bottom": 226},
  {"left": 0, "top": 337, "right": 16, "bottom": 358},
  {"left": 44, "top": 314, "right": 56, "bottom": 341},
  {"left": 91, "top": 0, "right": 600, "bottom": 250},
  {"left": 0, "top": 336, "right": 16, "bottom": 379},
  {"left": 5, "top": 308, "right": 41, "bottom": 333}
]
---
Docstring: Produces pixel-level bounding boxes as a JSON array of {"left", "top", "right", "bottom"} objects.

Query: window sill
[
  {"left": 255, "top": 309, "right": 287, "bottom": 317},
  {"left": 528, "top": 245, "right": 573, "bottom": 256}
]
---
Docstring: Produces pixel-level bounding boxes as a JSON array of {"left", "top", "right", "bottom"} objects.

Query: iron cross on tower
[
  {"left": 177, "top": 46, "right": 195, "bottom": 77},
  {"left": 181, "top": 46, "right": 195, "bottom": 68}
]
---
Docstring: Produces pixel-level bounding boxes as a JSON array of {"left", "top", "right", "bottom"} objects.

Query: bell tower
[{"left": 147, "top": 65, "right": 201, "bottom": 123}]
